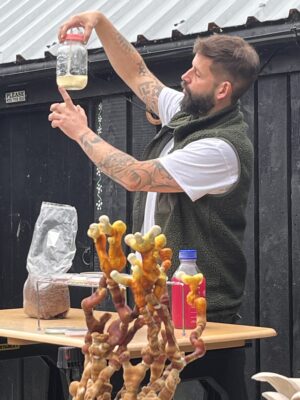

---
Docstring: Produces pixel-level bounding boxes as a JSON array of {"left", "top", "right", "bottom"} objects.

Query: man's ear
[{"left": 216, "top": 81, "right": 232, "bottom": 101}]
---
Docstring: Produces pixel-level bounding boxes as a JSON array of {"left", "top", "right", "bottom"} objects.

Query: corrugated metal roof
[{"left": 1, "top": 0, "right": 300, "bottom": 65}]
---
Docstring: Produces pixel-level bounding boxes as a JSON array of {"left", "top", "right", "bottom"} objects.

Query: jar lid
[
  {"left": 64, "top": 33, "right": 85, "bottom": 42},
  {"left": 179, "top": 249, "right": 197, "bottom": 259}
]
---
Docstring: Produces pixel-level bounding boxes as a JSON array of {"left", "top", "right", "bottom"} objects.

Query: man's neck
[{"left": 208, "top": 99, "right": 233, "bottom": 116}]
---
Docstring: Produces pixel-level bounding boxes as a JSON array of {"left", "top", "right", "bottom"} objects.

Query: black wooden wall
[
  {"left": 0, "top": 38, "right": 299, "bottom": 399},
  {"left": 239, "top": 52, "right": 300, "bottom": 397},
  {"left": 0, "top": 104, "right": 95, "bottom": 309}
]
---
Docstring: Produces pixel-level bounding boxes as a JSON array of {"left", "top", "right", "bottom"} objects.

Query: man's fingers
[
  {"left": 58, "top": 86, "right": 74, "bottom": 107},
  {"left": 51, "top": 120, "right": 61, "bottom": 129},
  {"left": 58, "top": 24, "right": 70, "bottom": 42},
  {"left": 48, "top": 112, "right": 63, "bottom": 122},
  {"left": 58, "top": 16, "right": 81, "bottom": 42},
  {"left": 58, "top": 25, "right": 67, "bottom": 42},
  {"left": 76, "top": 105, "right": 86, "bottom": 116},
  {"left": 82, "top": 24, "right": 93, "bottom": 43},
  {"left": 58, "top": 17, "right": 93, "bottom": 44},
  {"left": 50, "top": 103, "right": 62, "bottom": 112}
]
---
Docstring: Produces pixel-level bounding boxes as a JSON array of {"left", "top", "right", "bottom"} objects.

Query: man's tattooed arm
[
  {"left": 94, "top": 14, "right": 165, "bottom": 116},
  {"left": 111, "top": 33, "right": 164, "bottom": 115},
  {"left": 136, "top": 61, "right": 164, "bottom": 116},
  {"left": 78, "top": 130, "right": 182, "bottom": 193}
]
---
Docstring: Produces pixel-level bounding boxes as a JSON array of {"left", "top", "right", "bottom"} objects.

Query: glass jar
[{"left": 56, "top": 29, "right": 88, "bottom": 90}]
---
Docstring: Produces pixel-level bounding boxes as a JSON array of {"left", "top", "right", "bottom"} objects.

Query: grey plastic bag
[{"left": 23, "top": 202, "right": 77, "bottom": 319}]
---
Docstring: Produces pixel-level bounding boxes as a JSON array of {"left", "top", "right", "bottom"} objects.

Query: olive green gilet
[{"left": 132, "top": 103, "right": 253, "bottom": 322}]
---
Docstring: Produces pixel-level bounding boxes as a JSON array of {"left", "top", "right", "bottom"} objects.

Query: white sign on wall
[{"left": 5, "top": 90, "right": 26, "bottom": 104}]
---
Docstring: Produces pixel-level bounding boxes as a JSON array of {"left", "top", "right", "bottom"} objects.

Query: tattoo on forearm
[
  {"left": 78, "top": 132, "right": 177, "bottom": 191},
  {"left": 97, "top": 153, "right": 175, "bottom": 191},
  {"left": 79, "top": 132, "right": 103, "bottom": 157},
  {"left": 115, "top": 32, "right": 135, "bottom": 54}
]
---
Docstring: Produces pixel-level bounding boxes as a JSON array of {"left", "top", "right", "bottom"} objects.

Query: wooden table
[{"left": 0, "top": 308, "right": 276, "bottom": 358}]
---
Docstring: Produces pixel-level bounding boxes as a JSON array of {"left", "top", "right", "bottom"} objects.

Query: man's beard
[{"left": 180, "top": 82, "right": 215, "bottom": 117}]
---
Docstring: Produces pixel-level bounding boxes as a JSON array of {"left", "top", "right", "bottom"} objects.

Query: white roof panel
[{"left": 1, "top": 0, "right": 300, "bottom": 64}]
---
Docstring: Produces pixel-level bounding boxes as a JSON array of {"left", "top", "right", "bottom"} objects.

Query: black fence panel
[
  {"left": 290, "top": 72, "right": 300, "bottom": 378},
  {"left": 240, "top": 84, "right": 259, "bottom": 400},
  {"left": 257, "top": 74, "right": 291, "bottom": 376}
]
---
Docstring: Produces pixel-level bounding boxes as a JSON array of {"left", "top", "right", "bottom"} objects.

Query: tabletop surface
[{"left": 0, "top": 308, "right": 277, "bottom": 357}]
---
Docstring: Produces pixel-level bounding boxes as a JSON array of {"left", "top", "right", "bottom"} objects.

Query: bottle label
[{"left": 171, "top": 276, "right": 206, "bottom": 329}]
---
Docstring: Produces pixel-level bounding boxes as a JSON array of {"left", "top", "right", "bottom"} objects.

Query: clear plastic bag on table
[{"left": 23, "top": 202, "right": 78, "bottom": 319}]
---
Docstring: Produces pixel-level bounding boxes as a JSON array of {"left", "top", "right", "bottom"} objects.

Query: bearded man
[{"left": 49, "top": 11, "right": 260, "bottom": 400}]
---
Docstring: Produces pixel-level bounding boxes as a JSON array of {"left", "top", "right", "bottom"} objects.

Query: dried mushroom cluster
[{"left": 70, "top": 215, "right": 207, "bottom": 400}]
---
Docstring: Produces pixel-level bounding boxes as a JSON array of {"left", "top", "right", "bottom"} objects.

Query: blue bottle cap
[{"left": 179, "top": 249, "right": 197, "bottom": 259}]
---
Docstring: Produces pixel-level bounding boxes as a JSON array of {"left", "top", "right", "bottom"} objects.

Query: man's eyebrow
[{"left": 193, "top": 64, "right": 201, "bottom": 75}]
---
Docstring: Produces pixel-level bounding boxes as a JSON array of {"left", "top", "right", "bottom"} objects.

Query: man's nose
[{"left": 181, "top": 68, "right": 192, "bottom": 82}]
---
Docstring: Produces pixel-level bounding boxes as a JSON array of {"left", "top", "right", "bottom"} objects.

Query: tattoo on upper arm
[
  {"left": 136, "top": 61, "right": 163, "bottom": 113},
  {"left": 150, "top": 160, "right": 174, "bottom": 184},
  {"left": 138, "top": 81, "right": 164, "bottom": 113}
]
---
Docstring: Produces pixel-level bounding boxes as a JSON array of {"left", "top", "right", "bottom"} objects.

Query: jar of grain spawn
[{"left": 56, "top": 29, "right": 88, "bottom": 90}]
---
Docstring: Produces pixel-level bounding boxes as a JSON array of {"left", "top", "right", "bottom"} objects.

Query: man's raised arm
[{"left": 59, "top": 11, "right": 165, "bottom": 116}]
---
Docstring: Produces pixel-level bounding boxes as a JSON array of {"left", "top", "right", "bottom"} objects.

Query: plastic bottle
[
  {"left": 171, "top": 249, "right": 206, "bottom": 329},
  {"left": 56, "top": 29, "right": 88, "bottom": 90}
]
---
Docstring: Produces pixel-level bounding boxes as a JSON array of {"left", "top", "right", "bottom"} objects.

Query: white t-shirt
[{"left": 141, "top": 87, "right": 239, "bottom": 234}]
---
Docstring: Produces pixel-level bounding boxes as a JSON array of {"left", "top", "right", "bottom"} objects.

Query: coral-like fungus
[{"left": 70, "top": 215, "right": 207, "bottom": 400}]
